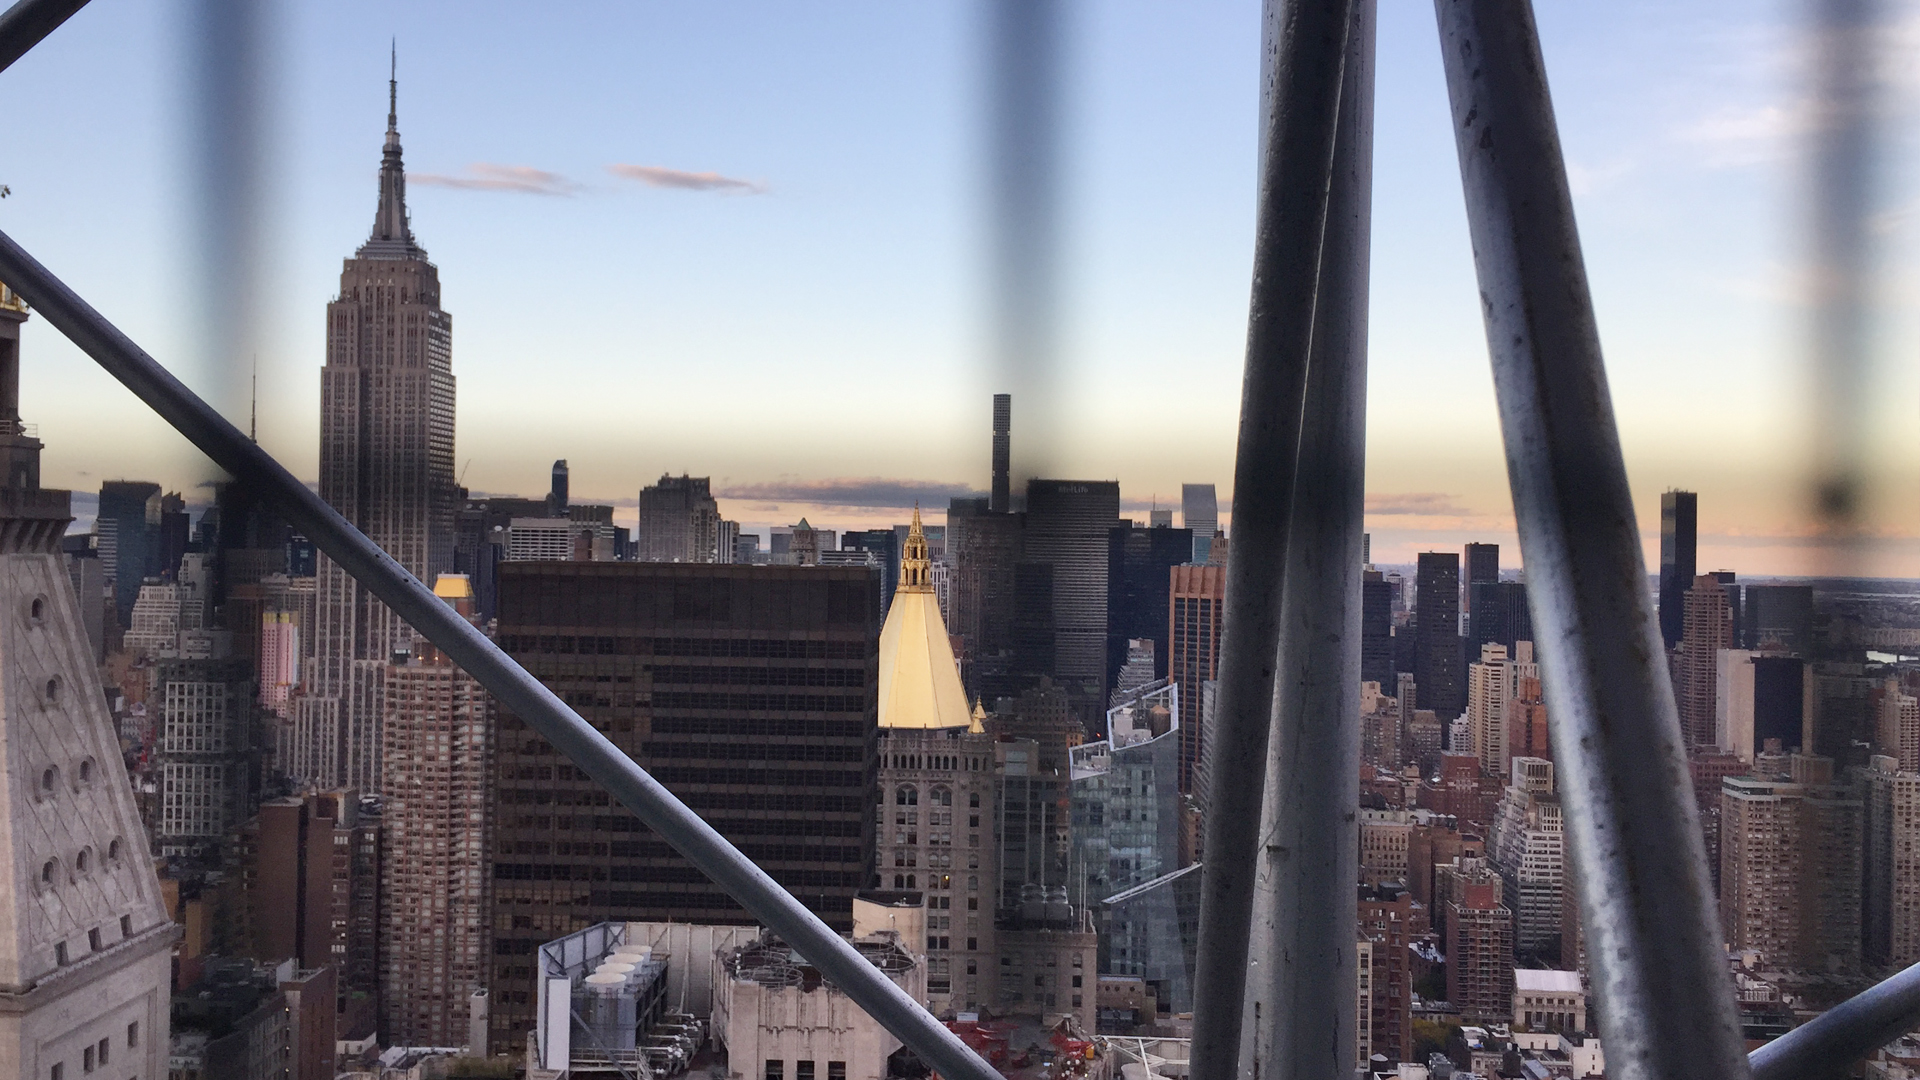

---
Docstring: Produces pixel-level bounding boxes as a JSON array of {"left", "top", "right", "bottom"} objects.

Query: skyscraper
[
  {"left": 97, "top": 479, "right": 161, "bottom": 623},
  {"left": 1465, "top": 643, "right": 1514, "bottom": 780},
  {"left": 1022, "top": 480, "right": 1121, "bottom": 711},
  {"left": 991, "top": 393, "right": 1012, "bottom": 513},
  {"left": 379, "top": 575, "right": 494, "bottom": 1047},
  {"left": 487, "top": 561, "right": 881, "bottom": 1052},
  {"left": 1720, "top": 757, "right": 1861, "bottom": 972},
  {"left": 296, "top": 67, "right": 457, "bottom": 793},
  {"left": 1361, "top": 569, "right": 1394, "bottom": 687},
  {"left": 1677, "top": 574, "right": 1734, "bottom": 748},
  {"left": 1488, "top": 757, "right": 1564, "bottom": 958},
  {"left": 547, "top": 459, "right": 568, "bottom": 516},
  {"left": 1861, "top": 755, "right": 1920, "bottom": 968},
  {"left": 1180, "top": 484, "right": 1217, "bottom": 565},
  {"left": 1106, "top": 521, "right": 1192, "bottom": 695},
  {"left": 1659, "top": 490, "right": 1698, "bottom": 649},
  {"left": 0, "top": 295, "right": 173, "bottom": 1076},
  {"left": 1414, "top": 553, "right": 1465, "bottom": 724},
  {"left": 634, "top": 474, "right": 722, "bottom": 563},
  {"left": 1169, "top": 564, "right": 1225, "bottom": 796},
  {"left": 1741, "top": 584, "right": 1814, "bottom": 655},
  {"left": 1463, "top": 542, "right": 1499, "bottom": 604}
]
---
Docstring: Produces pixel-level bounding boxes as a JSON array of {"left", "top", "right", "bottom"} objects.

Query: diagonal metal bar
[
  {"left": 1432, "top": 2, "right": 1749, "bottom": 1078},
  {"left": 0, "top": 229, "right": 1000, "bottom": 1080},
  {"left": 1749, "top": 959, "right": 1920, "bottom": 1080},
  {"left": 1242, "top": 0, "right": 1374, "bottom": 1075},
  {"left": 0, "top": 0, "right": 89, "bottom": 74},
  {"left": 1188, "top": 2, "right": 1354, "bottom": 1078}
]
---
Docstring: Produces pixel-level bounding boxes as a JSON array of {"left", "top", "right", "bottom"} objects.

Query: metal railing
[{"left": 5, "top": 0, "right": 1917, "bottom": 1078}]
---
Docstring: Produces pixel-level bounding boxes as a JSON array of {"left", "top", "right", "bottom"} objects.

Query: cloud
[
  {"left": 607, "top": 164, "right": 766, "bottom": 195},
  {"left": 412, "top": 164, "right": 582, "bottom": 196},
  {"left": 1365, "top": 492, "right": 1474, "bottom": 517},
  {"left": 716, "top": 478, "right": 983, "bottom": 510}
]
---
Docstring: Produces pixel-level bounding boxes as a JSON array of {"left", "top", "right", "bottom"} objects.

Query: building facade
[
  {"left": 378, "top": 575, "right": 495, "bottom": 1046},
  {"left": 1414, "top": 553, "right": 1464, "bottom": 723},
  {"left": 152, "top": 658, "right": 257, "bottom": 857},
  {"left": 1677, "top": 575, "right": 1735, "bottom": 749},
  {"left": 1720, "top": 758, "right": 1862, "bottom": 972},
  {"left": 487, "top": 562, "right": 882, "bottom": 1051},
  {"left": 1168, "top": 564, "right": 1224, "bottom": 797},
  {"left": 0, "top": 305, "right": 175, "bottom": 1079}
]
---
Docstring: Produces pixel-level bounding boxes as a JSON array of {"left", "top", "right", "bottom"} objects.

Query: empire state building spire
[{"left": 364, "top": 43, "right": 423, "bottom": 258}]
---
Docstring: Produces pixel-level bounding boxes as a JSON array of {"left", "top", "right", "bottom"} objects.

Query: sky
[{"left": 4, "top": 0, "right": 1918, "bottom": 576}]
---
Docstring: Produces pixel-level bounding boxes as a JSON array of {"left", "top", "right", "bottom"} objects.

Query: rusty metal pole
[
  {"left": 1432, "top": 2, "right": 1750, "bottom": 1078},
  {"left": 1243, "top": 0, "right": 1374, "bottom": 1076},
  {"left": 1189, "top": 3, "right": 1353, "bottom": 1079}
]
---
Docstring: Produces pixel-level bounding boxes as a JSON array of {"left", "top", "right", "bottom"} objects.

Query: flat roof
[{"left": 1513, "top": 969, "right": 1583, "bottom": 994}]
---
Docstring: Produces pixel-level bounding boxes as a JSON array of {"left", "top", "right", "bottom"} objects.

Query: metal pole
[
  {"left": 0, "top": 229, "right": 1002, "bottom": 1080},
  {"left": 0, "top": 0, "right": 89, "bottom": 74},
  {"left": 1749, "top": 960, "right": 1920, "bottom": 1080},
  {"left": 1431, "top": 3, "right": 1749, "bottom": 1079},
  {"left": 1189, "top": 2, "right": 1353, "bottom": 1078},
  {"left": 1243, "top": 0, "right": 1373, "bottom": 1076}
]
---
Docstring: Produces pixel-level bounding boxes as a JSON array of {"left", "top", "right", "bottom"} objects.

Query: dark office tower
[
  {"left": 1106, "top": 521, "right": 1193, "bottom": 696},
  {"left": 99, "top": 479, "right": 162, "bottom": 622},
  {"left": 295, "top": 69, "right": 456, "bottom": 794},
  {"left": 991, "top": 393, "right": 1012, "bottom": 513},
  {"left": 1414, "top": 553, "right": 1465, "bottom": 722},
  {"left": 158, "top": 491, "right": 190, "bottom": 579},
  {"left": 1468, "top": 581, "right": 1533, "bottom": 656},
  {"left": 1463, "top": 542, "right": 1499, "bottom": 607},
  {"left": 547, "top": 459, "right": 568, "bottom": 517},
  {"left": 1181, "top": 484, "right": 1218, "bottom": 564},
  {"left": 843, "top": 528, "right": 902, "bottom": 606},
  {"left": 1362, "top": 570, "right": 1394, "bottom": 687},
  {"left": 487, "top": 562, "right": 881, "bottom": 1053},
  {"left": 1743, "top": 584, "right": 1815, "bottom": 655},
  {"left": 1659, "top": 490, "right": 1699, "bottom": 649},
  {"left": 1023, "top": 480, "right": 1122, "bottom": 716},
  {"left": 948, "top": 497, "right": 1024, "bottom": 702}
]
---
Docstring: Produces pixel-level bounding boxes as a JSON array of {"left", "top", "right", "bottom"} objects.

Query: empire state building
[{"left": 292, "top": 65, "right": 457, "bottom": 791}]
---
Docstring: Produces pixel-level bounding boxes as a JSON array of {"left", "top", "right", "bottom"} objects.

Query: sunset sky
[{"left": 5, "top": 0, "right": 1917, "bottom": 576}]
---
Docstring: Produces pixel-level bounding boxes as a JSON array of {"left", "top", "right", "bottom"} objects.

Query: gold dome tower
[{"left": 877, "top": 507, "right": 971, "bottom": 729}]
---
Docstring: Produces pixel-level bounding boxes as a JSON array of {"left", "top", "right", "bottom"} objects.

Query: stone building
[{"left": 0, "top": 292, "right": 175, "bottom": 1079}]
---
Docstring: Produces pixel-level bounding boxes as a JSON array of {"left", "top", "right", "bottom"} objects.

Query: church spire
[{"left": 367, "top": 42, "right": 417, "bottom": 253}]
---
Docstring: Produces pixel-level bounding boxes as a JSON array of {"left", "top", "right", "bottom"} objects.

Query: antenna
[{"left": 249, "top": 354, "right": 257, "bottom": 442}]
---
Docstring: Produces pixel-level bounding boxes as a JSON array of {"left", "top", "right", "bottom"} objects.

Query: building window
[
  {"left": 797, "top": 1063, "right": 816, "bottom": 1080},
  {"left": 97, "top": 1040, "right": 108, "bottom": 1067},
  {"left": 121, "top": 916, "right": 132, "bottom": 938},
  {"left": 829, "top": 1064, "right": 846, "bottom": 1080},
  {"left": 54, "top": 942, "right": 67, "bottom": 965},
  {"left": 128, "top": 1022, "right": 139, "bottom": 1048},
  {"left": 88, "top": 928, "right": 102, "bottom": 952},
  {"left": 82, "top": 1046, "right": 93, "bottom": 1074},
  {"left": 766, "top": 1062, "right": 783, "bottom": 1080},
  {"left": 50, "top": 1065, "right": 62, "bottom": 1080}
]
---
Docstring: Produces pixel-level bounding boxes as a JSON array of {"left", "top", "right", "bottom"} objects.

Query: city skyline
[{"left": 5, "top": 1, "right": 1918, "bottom": 577}]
